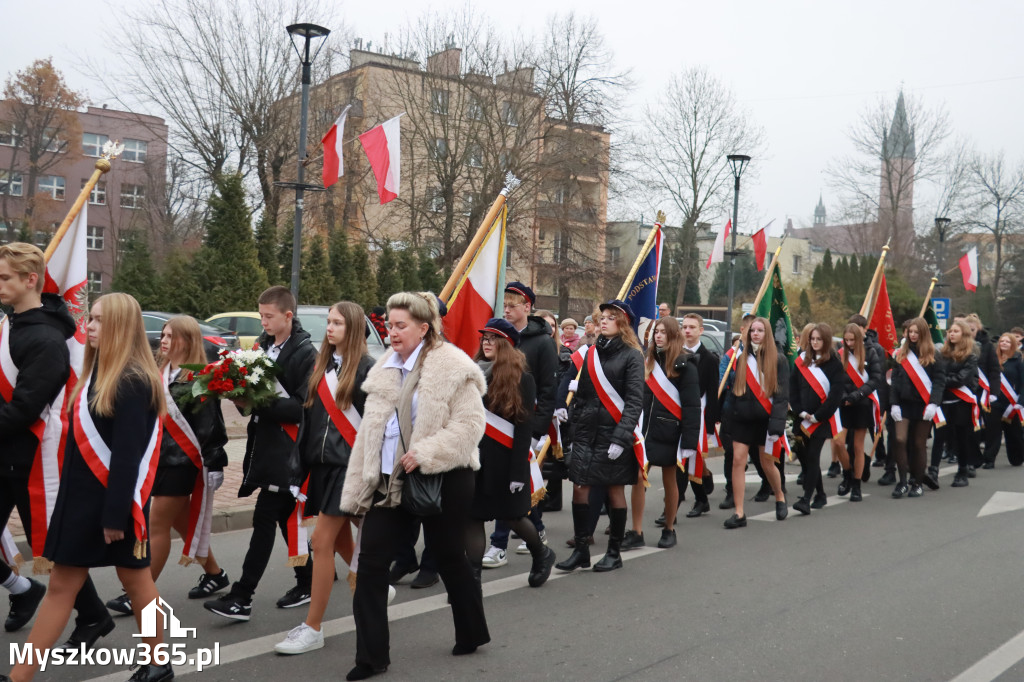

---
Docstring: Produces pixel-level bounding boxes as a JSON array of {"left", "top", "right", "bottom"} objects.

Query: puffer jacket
[
  {"left": 864, "top": 329, "right": 891, "bottom": 409},
  {"left": 517, "top": 315, "right": 559, "bottom": 438},
  {"left": 724, "top": 348, "right": 790, "bottom": 437},
  {"left": 642, "top": 349, "right": 701, "bottom": 454},
  {"left": 839, "top": 345, "right": 883, "bottom": 407},
  {"left": 162, "top": 374, "right": 228, "bottom": 470},
  {"left": 993, "top": 353, "right": 1024, "bottom": 413},
  {"left": 340, "top": 342, "right": 487, "bottom": 516},
  {"left": 568, "top": 335, "right": 645, "bottom": 486},
  {"left": 941, "top": 350, "right": 979, "bottom": 400},
  {"left": 790, "top": 353, "right": 844, "bottom": 436},
  {"left": 239, "top": 320, "right": 316, "bottom": 495},
  {"left": 891, "top": 343, "right": 946, "bottom": 420},
  {"left": 298, "top": 354, "right": 374, "bottom": 474}
]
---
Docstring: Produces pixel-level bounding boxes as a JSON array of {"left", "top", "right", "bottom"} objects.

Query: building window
[
  {"left": 428, "top": 188, "right": 444, "bottom": 213},
  {"left": 499, "top": 151, "right": 511, "bottom": 169},
  {"left": 430, "top": 89, "right": 450, "bottom": 116},
  {"left": 609, "top": 246, "right": 620, "bottom": 266},
  {"left": 122, "top": 139, "right": 148, "bottom": 163},
  {"left": 86, "top": 225, "right": 104, "bottom": 251},
  {"left": 37, "top": 175, "right": 65, "bottom": 200},
  {"left": 467, "top": 144, "right": 483, "bottom": 168},
  {"left": 429, "top": 138, "right": 447, "bottom": 161},
  {"left": 82, "top": 133, "right": 109, "bottom": 157},
  {"left": 42, "top": 129, "right": 64, "bottom": 153},
  {"left": 501, "top": 101, "right": 519, "bottom": 127},
  {"left": 553, "top": 232, "right": 569, "bottom": 263},
  {"left": 792, "top": 254, "right": 802, "bottom": 274},
  {"left": 0, "top": 171, "right": 23, "bottom": 197},
  {"left": 83, "top": 180, "right": 106, "bottom": 205},
  {"left": 461, "top": 192, "right": 475, "bottom": 216},
  {"left": 0, "top": 123, "right": 18, "bottom": 147},
  {"left": 0, "top": 221, "right": 8, "bottom": 243},
  {"left": 538, "top": 227, "right": 546, "bottom": 241},
  {"left": 552, "top": 187, "right": 566, "bottom": 204},
  {"left": 467, "top": 95, "right": 483, "bottom": 121},
  {"left": 87, "top": 271, "right": 103, "bottom": 296},
  {"left": 120, "top": 184, "right": 146, "bottom": 209}
]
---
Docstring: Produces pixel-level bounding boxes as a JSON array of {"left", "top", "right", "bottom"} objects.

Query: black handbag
[{"left": 394, "top": 409, "right": 443, "bottom": 516}]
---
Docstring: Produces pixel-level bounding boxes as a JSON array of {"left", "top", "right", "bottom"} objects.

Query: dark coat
[
  {"left": 975, "top": 329, "right": 1001, "bottom": 398},
  {"left": 44, "top": 373, "right": 158, "bottom": 568},
  {"left": 941, "top": 350, "right": 979, "bottom": 400},
  {"left": 891, "top": 344, "right": 947, "bottom": 421},
  {"left": 839, "top": 345, "right": 884, "bottom": 407},
  {"left": 162, "top": 374, "right": 228, "bottom": 470},
  {"left": 0, "top": 294, "right": 75, "bottom": 477},
  {"left": 790, "top": 353, "right": 844, "bottom": 437},
  {"left": 568, "top": 335, "right": 645, "bottom": 486},
  {"left": 518, "top": 315, "right": 559, "bottom": 439},
  {"left": 472, "top": 371, "right": 536, "bottom": 521},
  {"left": 724, "top": 349, "right": 790, "bottom": 437},
  {"left": 642, "top": 349, "right": 701, "bottom": 465},
  {"left": 297, "top": 354, "right": 374, "bottom": 474},
  {"left": 864, "top": 329, "right": 891, "bottom": 409},
  {"left": 993, "top": 353, "right": 1024, "bottom": 411},
  {"left": 239, "top": 320, "right": 317, "bottom": 495},
  {"left": 690, "top": 342, "right": 721, "bottom": 432}
]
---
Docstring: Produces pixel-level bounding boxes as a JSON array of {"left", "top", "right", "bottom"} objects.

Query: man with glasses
[
  {"left": 658, "top": 303, "right": 672, "bottom": 319},
  {"left": 481, "top": 283, "right": 558, "bottom": 568}
]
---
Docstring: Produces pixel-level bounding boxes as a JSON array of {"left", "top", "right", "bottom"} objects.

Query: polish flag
[
  {"left": 705, "top": 220, "right": 731, "bottom": 269},
  {"left": 959, "top": 247, "right": 978, "bottom": 292},
  {"left": 442, "top": 205, "right": 508, "bottom": 356},
  {"left": 752, "top": 222, "right": 771, "bottom": 271},
  {"left": 358, "top": 114, "right": 403, "bottom": 204},
  {"left": 320, "top": 105, "right": 351, "bottom": 188}
]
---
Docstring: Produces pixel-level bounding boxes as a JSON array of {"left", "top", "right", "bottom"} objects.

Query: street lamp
[
  {"left": 279, "top": 22, "right": 331, "bottom": 302},
  {"left": 935, "top": 216, "right": 951, "bottom": 286},
  {"left": 724, "top": 153, "right": 751, "bottom": 350}
]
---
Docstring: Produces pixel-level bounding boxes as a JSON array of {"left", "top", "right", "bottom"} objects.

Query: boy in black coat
[
  {"left": 205, "top": 286, "right": 316, "bottom": 621},
  {"left": 678, "top": 314, "right": 720, "bottom": 518}
]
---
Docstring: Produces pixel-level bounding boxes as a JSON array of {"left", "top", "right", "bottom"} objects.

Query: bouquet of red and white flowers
[{"left": 178, "top": 348, "right": 282, "bottom": 415}]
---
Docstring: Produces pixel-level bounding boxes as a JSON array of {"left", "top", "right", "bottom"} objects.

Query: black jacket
[
  {"left": 975, "top": 329, "right": 1000, "bottom": 399},
  {"left": 839, "top": 345, "right": 883, "bottom": 407},
  {"left": 297, "top": 354, "right": 374, "bottom": 475},
  {"left": 568, "top": 336, "right": 645, "bottom": 486},
  {"left": 790, "top": 353, "right": 844, "bottom": 435},
  {"left": 690, "top": 342, "right": 721, "bottom": 433},
  {"left": 162, "top": 375, "right": 228, "bottom": 470},
  {"left": 642, "top": 349, "right": 701, "bottom": 454},
  {"left": 941, "top": 350, "right": 979, "bottom": 401},
  {"left": 239, "top": 320, "right": 317, "bottom": 495},
  {"left": 993, "top": 353, "right": 1024, "bottom": 411},
  {"left": 891, "top": 344, "right": 946, "bottom": 419},
  {"left": 864, "top": 329, "right": 891, "bottom": 408},
  {"left": 724, "top": 349, "right": 790, "bottom": 437},
  {"left": 517, "top": 315, "right": 559, "bottom": 439},
  {"left": 0, "top": 294, "right": 75, "bottom": 477}
]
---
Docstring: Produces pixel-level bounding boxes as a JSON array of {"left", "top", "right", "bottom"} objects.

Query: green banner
[
  {"left": 923, "top": 304, "right": 944, "bottom": 345},
  {"left": 754, "top": 261, "right": 798, "bottom": 364}
]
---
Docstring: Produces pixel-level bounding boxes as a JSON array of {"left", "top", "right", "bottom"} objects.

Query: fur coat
[{"left": 339, "top": 341, "right": 487, "bottom": 516}]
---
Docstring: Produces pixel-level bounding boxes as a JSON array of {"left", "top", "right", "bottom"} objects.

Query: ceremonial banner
[
  {"left": 753, "top": 259, "right": 797, "bottom": 364},
  {"left": 622, "top": 223, "right": 663, "bottom": 329},
  {"left": 923, "top": 304, "right": 944, "bottom": 345},
  {"left": 868, "top": 274, "right": 900, "bottom": 353}
]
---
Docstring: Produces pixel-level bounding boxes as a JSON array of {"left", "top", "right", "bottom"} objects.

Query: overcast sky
[{"left": 5, "top": 0, "right": 1023, "bottom": 236}]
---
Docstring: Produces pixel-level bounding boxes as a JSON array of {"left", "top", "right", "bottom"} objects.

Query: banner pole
[
  {"left": 918, "top": 277, "right": 938, "bottom": 319},
  {"left": 43, "top": 151, "right": 118, "bottom": 263}
]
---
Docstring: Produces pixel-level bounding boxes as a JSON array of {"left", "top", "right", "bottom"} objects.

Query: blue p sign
[{"left": 932, "top": 297, "right": 950, "bottom": 320}]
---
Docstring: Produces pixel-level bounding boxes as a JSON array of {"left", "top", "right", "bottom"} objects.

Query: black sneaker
[
  {"left": 966, "top": 465, "right": 977, "bottom": 478},
  {"left": 718, "top": 493, "right": 735, "bottom": 510},
  {"left": 4, "top": 578, "right": 45, "bottom": 632},
  {"left": 53, "top": 614, "right": 115, "bottom": 651},
  {"left": 878, "top": 471, "right": 896, "bottom": 486},
  {"left": 951, "top": 473, "right": 969, "bottom": 487},
  {"left": 948, "top": 454, "right": 958, "bottom": 464},
  {"left": 753, "top": 482, "right": 772, "bottom": 502},
  {"left": 982, "top": 461, "right": 995, "bottom": 470},
  {"left": 188, "top": 570, "right": 230, "bottom": 599},
  {"left": 656, "top": 529, "right": 677, "bottom": 548},
  {"left": 793, "top": 497, "right": 811, "bottom": 515},
  {"left": 128, "top": 662, "right": 174, "bottom": 681},
  {"left": 723, "top": 514, "right": 747, "bottom": 529},
  {"left": 908, "top": 483, "right": 924, "bottom": 498},
  {"left": 892, "top": 482, "right": 909, "bottom": 499},
  {"left": 826, "top": 462, "right": 841, "bottom": 478},
  {"left": 204, "top": 594, "right": 251, "bottom": 621},
  {"left": 872, "top": 458, "right": 885, "bottom": 468},
  {"left": 276, "top": 585, "right": 312, "bottom": 609},
  {"left": 811, "top": 492, "right": 828, "bottom": 509},
  {"left": 620, "top": 530, "right": 645, "bottom": 551},
  {"left": 105, "top": 592, "right": 132, "bottom": 616}
]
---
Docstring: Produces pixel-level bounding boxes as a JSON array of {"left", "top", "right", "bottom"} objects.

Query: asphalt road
[{"left": 7, "top": 452, "right": 1024, "bottom": 682}]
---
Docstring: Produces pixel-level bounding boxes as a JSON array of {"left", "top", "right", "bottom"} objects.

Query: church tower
[
  {"left": 878, "top": 91, "right": 916, "bottom": 257},
  {"left": 813, "top": 193, "right": 826, "bottom": 226}
]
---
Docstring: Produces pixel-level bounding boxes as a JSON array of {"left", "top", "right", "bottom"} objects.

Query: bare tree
[
  {"left": 966, "top": 150, "right": 1024, "bottom": 301},
  {"left": 628, "top": 66, "right": 764, "bottom": 307}
]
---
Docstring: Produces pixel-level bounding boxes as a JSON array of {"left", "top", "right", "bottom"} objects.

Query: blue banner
[{"left": 623, "top": 225, "right": 663, "bottom": 330}]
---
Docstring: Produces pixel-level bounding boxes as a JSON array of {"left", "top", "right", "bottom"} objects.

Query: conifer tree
[
  {"left": 417, "top": 249, "right": 443, "bottom": 293},
  {"left": 276, "top": 223, "right": 293, "bottom": 285},
  {"left": 375, "top": 241, "right": 403, "bottom": 302},
  {"left": 328, "top": 228, "right": 356, "bottom": 301},
  {"left": 160, "top": 249, "right": 206, "bottom": 316},
  {"left": 300, "top": 236, "right": 336, "bottom": 305},
  {"left": 350, "top": 240, "right": 377, "bottom": 310},
  {"left": 111, "top": 231, "right": 160, "bottom": 309},
  {"left": 398, "top": 248, "right": 421, "bottom": 291},
  {"left": 254, "top": 213, "right": 280, "bottom": 284}
]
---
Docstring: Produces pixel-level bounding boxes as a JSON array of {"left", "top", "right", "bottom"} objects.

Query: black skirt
[
  {"left": 306, "top": 464, "right": 349, "bottom": 517},
  {"left": 152, "top": 462, "right": 199, "bottom": 497},
  {"left": 730, "top": 417, "right": 769, "bottom": 448},
  {"left": 841, "top": 403, "right": 875, "bottom": 431},
  {"left": 645, "top": 441, "right": 678, "bottom": 468}
]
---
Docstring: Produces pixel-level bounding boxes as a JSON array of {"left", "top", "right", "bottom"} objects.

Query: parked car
[
  {"left": 206, "top": 312, "right": 264, "bottom": 351},
  {"left": 700, "top": 331, "right": 725, "bottom": 355},
  {"left": 296, "top": 305, "right": 387, "bottom": 360},
  {"left": 142, "top": 312, "right": 239, "bottom": 362}
]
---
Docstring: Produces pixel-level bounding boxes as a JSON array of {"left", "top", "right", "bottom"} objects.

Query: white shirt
[
  {"left": 268, "top": 336, "right": 289, "bottom": 361},
  {"left": 685, "top": 342, "right": 702, "bottom": 354},
  {"left": 331, "top": 353, "right": 343, "bottom": 376},
  {"left": 380, "top": 342, "right": 424, "bottom": 474}
]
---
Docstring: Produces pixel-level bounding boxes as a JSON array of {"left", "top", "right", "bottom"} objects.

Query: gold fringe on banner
[
  {"left": 530, "top": 487, "right": 548, "bottom": 506},
  {"left": 134, "top": 540, "right": 148, "bottom": 560},
  {"left": 287, "top": 554, "right": 309, "bottom": 567},
  {"left": 347, "top": 570, "right": 358, "bottom": 595}
]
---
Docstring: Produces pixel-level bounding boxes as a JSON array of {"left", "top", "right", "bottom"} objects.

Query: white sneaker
[
  {"left": 515, "top": 529, "right": 548, "bottom": 554},
  {"left": 274, "top": 622, "right": 324, "bottom": 655},
  {"left": 481, "top": 546, "right": 507, "bottom": 568},
  {"left": 387, "top": 585, "right": 396, "bottom": 605}
]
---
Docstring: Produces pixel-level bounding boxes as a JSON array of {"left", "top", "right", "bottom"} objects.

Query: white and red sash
[
  {"left": 743, "top": 354, "right": 773, "bottom": 416},
  {"left": 273, "top": 378, "right": 301, "bottom": 442},
  {"left": 274, "top": 378, "right": 310, "bottom": 566},
  {"left": 1000, "top": 373, "right": 1024, "bottom": 422},
  {"left": 72, "top": 373, "right": 162, "bottom": 558},
  {"left": 765, "top": 431, "right": 793, "bottom": 462},
  {"left": 979, "top": 374, "right": 992, "bottom": 410},
  {"left": 697, "top": 393, "right": 720, "bottom": 454},
  {"left": 587, "top": 346, "right": 647, "bottom": 481},
  {"left": 844, "top": 351, "right": 882, "bottom": 432},
  {"left": 162, "top": 365, "right": 213, "bottom": 566},
  {"left": 484, "top": 408, "right": 515, "bottom": 449},
  {"left": 900, "top": 351, "right": 946, "bottom": 426},
  {"left": 0, "top": 317, "right": 63, "bottom": 567},
  {"left": 950, "top": 385, "right": 981, "bottom": 431},
  {"left": 0, "top": 527, "right": 22, "bottom": 571},
  {"left": 317, "top": 369, "right": 362, "bottom": 449},
  {"left": 795, "top": 354, "right": 843, "bottom": 437},
  {"left": 646, "top": 362, "right": 681, "bottom": 420},
  {"left": 545, "top": 417, "right": 563, "bottom": 460}
]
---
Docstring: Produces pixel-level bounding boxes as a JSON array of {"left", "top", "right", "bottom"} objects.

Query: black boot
[
  {"left": 850, "top": 479, "right": 862, "bottom": 502},
  {"left": 593, "top": 507, "right": 626, "bottom": 572},
  {"left": 555, "top": 503, "right": 591, "bottom": 571},
  {"left": 837, "top": 470, "right": 852, "bottom": 496}
]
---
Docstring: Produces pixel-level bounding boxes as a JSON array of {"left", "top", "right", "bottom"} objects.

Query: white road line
[
  {"left": 950, "top": 626, "right": 1024, "bottom": 682},
  {"left": 83, "top": 546, "right": 664, "bottom": 681}
]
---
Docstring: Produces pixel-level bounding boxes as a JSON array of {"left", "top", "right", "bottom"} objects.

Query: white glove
[
  {"left": 289, "top": 485, "right": 307, "bottom": 503},
  {"left": 766, "top": 434, "right": 779, "bottom": 446},
  {"left": 1004, "top": 405, "right": 1015, "bottom": 420},
  {"left": 554, "top": 408, "right": 568, "bottom": 423},
  {"left": 923, "top": 404, "right": 938, "bottom": 422},
  {"left": 207, "top": 471, "right": 224, "bottom": 491},
  {"left": 681, "top": 449, "right": 697, "bottom": 460},
  {"left": 799, "top": 411, "right": 811, "bottom": 421},
  {"left": 568, "top": 380, "right": 579, "bottom": 393},
  {"left": 890, "top": 406, "right": 903, "bottom": 423},
  {"left": 607, "top": 444, "right": 624, "bottom": 460},
  {"left": 807, "top": 414, "right": 818, "bottom": 424},
  {"left": 531, "top": 437, "right": 542, "bottom": 453},
  {"left": 510, "top": 481, "right": 525, "bottom": 493}
]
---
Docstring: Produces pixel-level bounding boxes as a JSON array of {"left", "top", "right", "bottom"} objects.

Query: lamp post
[
  {"left": 280, "top": 23, "right": 330, "bottom": 302},
  {"left": 724, "top": 153, "right": 751, "bottom": 350},
  {"left": 935, "top": 216, "right": 951, "bottom": 286}
]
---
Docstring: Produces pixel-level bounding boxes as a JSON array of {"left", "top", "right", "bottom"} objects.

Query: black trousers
[
  {"left": 721, "top": 422, "right": 734, "bottom": 495},
  {"left": 982, "top": 409, "right": 1004, "bottom": 464},
  {"left": 1001, "top": 419, "right": 1024, "bottom": 465},
  {"left": 232, "top": 487, "right": 313, "bottom": 600},
  {"left": 353, "top": 468, "right": 489, "bottom": 669},
  {"left": 796, "top": 431, "right": 828, "bottom": 499},
  {"left": 0, "top": 475, "right": 106, "bottom": 623},
  {"left": 393, "top": 519, "right": 437, "bottom": 573}
]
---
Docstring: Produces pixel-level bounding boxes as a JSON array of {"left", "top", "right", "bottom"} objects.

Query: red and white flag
[
  {"left": 752, "top": 222, "right": 772, "bottom": 271},
  {"left": 359, "top": 113, "right": 403, "bottom": 204},
  {"left": 321, "top": 105, "right": 351, "bottom": 188},
  {"left": 705, "top": 220, "right": 731, "bottom": 269},
  {"left": 442, "top": 205, "right": 507, "bottom": 357},
  {"left": 959, "top": 247, "right": 978, "bottom": 292}
]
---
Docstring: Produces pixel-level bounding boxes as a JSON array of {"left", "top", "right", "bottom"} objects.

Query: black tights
[
  {"left": 466, "top": 517, "right": 543, "bottom": 568},
  {"left": 894, "top": 419, "right": 932, "bottom": 483},
  {"left": 798, "top": 433, "right": 829, "bottom": 499}
]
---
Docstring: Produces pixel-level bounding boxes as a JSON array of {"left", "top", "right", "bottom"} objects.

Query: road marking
[
  {"left": 950, "top": 626, "right": 1024, "bottom": 682},
  {"left": 977, "top": 491, "right": 1024, "bottom": 518},
  {"left": 83, "top": 546, "right": 664, "bottom": 681}
]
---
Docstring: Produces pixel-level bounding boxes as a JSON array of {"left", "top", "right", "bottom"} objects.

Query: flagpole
[
  {"left": 716, "top": 244, "right": 783, "bottom": 398},
  {"left": 859, "top": 241, "right": 891, "bottom": 318},
  {"left": 918, "top": 277, "right": 938, "bottom": 319},
  {"left": 440, "top": 172, "right": 520, "bottom": 303},
  {"left": 43, "top": 147, "right": 121, "bottom": 263}
]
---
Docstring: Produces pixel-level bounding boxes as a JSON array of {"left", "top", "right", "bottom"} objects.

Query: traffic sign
[{"left": 931, "top": 297, "right": 950, "bottom": 320}]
